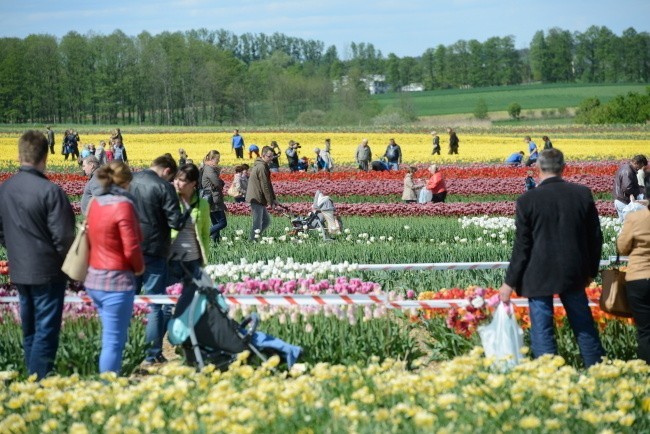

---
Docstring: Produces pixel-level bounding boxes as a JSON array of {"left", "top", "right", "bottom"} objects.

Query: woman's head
[
  {"left": 204, "top": 150, "right": 220, "bottom": 165},
  {"left": 174, "top": 163, "right": 200, "bottom": 196},
  {"left": 95, "top": 161, "right": 132, "bottom": 190}
]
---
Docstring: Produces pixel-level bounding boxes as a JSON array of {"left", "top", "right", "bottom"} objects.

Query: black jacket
[
  {"left": 505, "top": 176, "right": 603, "bottom": 297},
  {"left": 129, "top": 169, "right": 183, "bottom": 258},
  {"left": 613, "top": 163, "right": 642, "bottom": 204},
  {"left": 0, "top": 167, "right": 75, "bottom": 284}
]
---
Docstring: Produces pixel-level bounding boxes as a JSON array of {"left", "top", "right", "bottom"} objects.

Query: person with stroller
[
  {"left": 168, "top": 163, "right": 211, "bottom": 309},
  {"left": 246, "top": 146, "right": 280, "bottom": 241},
  {"left": 202, "top": 150, "right": 227, "bottom": 243},
  {"left": 85, "top": 161, "right": 145, "bottom": 374}
]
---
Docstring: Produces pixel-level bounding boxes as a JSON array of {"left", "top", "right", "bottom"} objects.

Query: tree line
[{"left": 0, "top": 25, "right": 648, "bottom": 126}]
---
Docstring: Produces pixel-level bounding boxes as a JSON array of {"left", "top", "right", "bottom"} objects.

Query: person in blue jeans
[
  {"left": 130, "top": 155, "right": 184, "bottom": 365},
  {"left": 0, "top": 130, "right": 75, "bottom": 379},
  {"left": 85, "top": 162, "right": 145, "bottom": 373},
  {"left": 500, "top": 148, "right": 605, "bottom": 367}
]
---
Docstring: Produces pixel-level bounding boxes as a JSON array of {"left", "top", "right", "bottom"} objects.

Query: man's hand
[{"left": 499, "top": 283, "right": 515, "bottom": 303}]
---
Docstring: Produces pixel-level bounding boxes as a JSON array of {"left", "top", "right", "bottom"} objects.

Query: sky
[{"left": 0, "top": 0, "right": 648, "bottom": 57}]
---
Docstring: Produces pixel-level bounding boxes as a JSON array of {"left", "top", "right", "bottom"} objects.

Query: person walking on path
[
  {"left": 85, "top": 161, "right": 145, "bottom": 373},
  {"left": 46, "top": 126, "right": 55, "bottom": 154},
  {"left": 246, "top": 146, "right": 280, "bottom": 241},
  {"left": 355, "top": 139, "right": 372, "bottom": 172},
  {"left": 232, "top": 129, "right": 245, "bottom": 159},
  {"left": 129, "top": 154, "right": 184, "bottom": 365},
  {"left": 613, "top": 155, "right": 647, "bottom": 221},
  {"left": 447, "top": 128, "right": 459, "bottom": 155},
  {"left": 499, "top": 148, "right": 605, "bottom": 368},
  {"left": 0, "top": 130, "right": 75, "bottom": 379},
  {"left": 616, "top": 200, "right": 650, "bottom": 364},
  {"left": 431, "top": 131, "right": 440, "bottom": 155}
]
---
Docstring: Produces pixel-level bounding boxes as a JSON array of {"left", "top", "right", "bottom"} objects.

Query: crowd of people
[{"left": 0, "top": 128, "right": 649, "bottom": 380}]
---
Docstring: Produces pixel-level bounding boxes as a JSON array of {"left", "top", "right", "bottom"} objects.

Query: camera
[{"left": 294, "top": 143, "right": 301, "bottom": 149}]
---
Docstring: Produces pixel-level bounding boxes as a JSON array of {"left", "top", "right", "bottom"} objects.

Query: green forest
[{"left": 0, "top": 25, "right": 648, "bottom": 126}]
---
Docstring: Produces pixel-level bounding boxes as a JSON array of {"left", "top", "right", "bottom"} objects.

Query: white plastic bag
[
  {"left": 478, "top": 303, "right": 524, "bottom": 370},
  {"left": 418, "top": 188, "right": 433, "bottom": 204},
  {"left": 621, "top": 201, "right": 645, "bottom": 222}
]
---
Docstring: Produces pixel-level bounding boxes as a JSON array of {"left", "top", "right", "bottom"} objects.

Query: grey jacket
[
  {"left": 0, "top": 167, "right": 75, "bottom": 284},
  {"left": 201, "top": 164, "right": 226, "bottom": 211},
  {"left": 80, "top": 170, "right": 104, "bottom": 214},
  {"left": 129, "top": 169, "right": 183, "bottom": 258},
  {"left": 356, "top": 144, "right": 372, "bottom": 163}
]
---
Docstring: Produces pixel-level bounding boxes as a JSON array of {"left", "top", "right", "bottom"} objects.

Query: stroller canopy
[{"left": 313, "top": 190, "right": 334, "bottom": 212}]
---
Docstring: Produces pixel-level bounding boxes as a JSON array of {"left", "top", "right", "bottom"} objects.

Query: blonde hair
[
  {"left": 95, "top": 161, "right": 132, "bottom": 190},
  {"left": 204, "top": 150, "right": 220, "bottom": 162}
]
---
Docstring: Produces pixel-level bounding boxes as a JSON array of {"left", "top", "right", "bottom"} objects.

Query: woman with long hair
[
  {"left": 168, "top": 163, "right": 211, "bottom": 303},
  {"left": 84, "top": 161, "right": 144, "bottom": 374}
]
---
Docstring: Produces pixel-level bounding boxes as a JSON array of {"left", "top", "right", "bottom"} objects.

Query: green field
[{"left": 373, "top": 83, "right": 649, "bottom": 117}]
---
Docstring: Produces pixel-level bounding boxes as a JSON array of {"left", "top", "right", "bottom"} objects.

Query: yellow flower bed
[
  {"left": 1, "top": 351, "right": 649, "bottom": 433},
  {"left": 0, "top": 132, "right": 648, "bottom": 168}
]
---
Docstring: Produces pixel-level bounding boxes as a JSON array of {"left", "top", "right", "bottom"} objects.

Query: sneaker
[{"left": 142, "top": 354, "right": 168, "bottom": 366}]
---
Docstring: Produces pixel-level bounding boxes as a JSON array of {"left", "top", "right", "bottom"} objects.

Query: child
[
  {"left": 524, "top": 170, "right": 537, "bottom": 192},
  {"left": 402, "top": 166, "right": 423, "bottom": 203}
]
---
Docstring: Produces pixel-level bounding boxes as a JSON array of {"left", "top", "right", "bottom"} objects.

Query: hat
[
  {"left": 431, "top": 131, "right": 437, "bottom": 135},
  {"left": 314, "top": 147, "right": 320, "bottom": 153}
]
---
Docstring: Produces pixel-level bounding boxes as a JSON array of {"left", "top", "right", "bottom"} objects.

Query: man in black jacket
[
  {"left": 129, "top": 154, "right": 183, "bottom": 364},
  {"left": 0, "top": 130, "right": 75, "bottom": 378},
  {"left": 499, "top": 148, "right": 605, "bottom": 368}
]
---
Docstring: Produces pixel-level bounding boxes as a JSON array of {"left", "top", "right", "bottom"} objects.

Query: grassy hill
[{"left": 373, "top": 83, "right": 649, "bottom": 117}]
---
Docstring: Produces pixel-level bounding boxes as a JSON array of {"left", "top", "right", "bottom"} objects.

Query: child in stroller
[
  {"left": 284, "top": 190, "right": 342, "bottom": 240},
  {"left": 167, "top": 264, "right": 303, "bottom": 371}
]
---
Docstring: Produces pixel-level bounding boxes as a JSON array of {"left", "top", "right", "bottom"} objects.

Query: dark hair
[
  {"left": 261, "top": 146, "right": 273, "bottom": 156},
  {"left": 95, "top": 161, "right": 132, "bottom": 189},
  {"left": 18, "top": 130, "right": 48, "bottom": 165},
  {"left": 542, "top": 135, "right": 549, "bottom": 141},
  {"left": 151, "top": 154, "right": 178, "bottom": 176},
  {"left": 235, "top": 165, "right": 244, "bottom": 173},
  {"left": 175, "top": 163, "right": 200, "bottom": 186},
  {"left": 538, "top": 148, "right": 565, "bottom": 175},
  {"left": 632, "top": 155, "right": 648, "bottom": 167}
]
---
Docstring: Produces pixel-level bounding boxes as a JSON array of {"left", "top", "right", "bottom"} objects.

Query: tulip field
[{"left": 1, "top": 126, "right": 649, "bottom": 433}]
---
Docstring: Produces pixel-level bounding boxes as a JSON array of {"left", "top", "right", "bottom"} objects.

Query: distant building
[
  {"left": 334, "top": 75, "right": 388, "bottom": 95},
  {"left": 400, "top": 83, "right": 425, "bottom": 92}
]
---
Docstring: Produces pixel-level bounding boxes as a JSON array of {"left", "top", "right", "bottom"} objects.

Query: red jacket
[
  {"left": 426, "top": 172, "right": 447, "bottom": 194},
  {"left": 87, "top": 195, "right": 144, "bottom": 273}
]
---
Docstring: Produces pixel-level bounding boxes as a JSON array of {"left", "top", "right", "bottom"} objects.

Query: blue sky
[{"left": 1, "top": 0, "right": 648, "bottom": 57}]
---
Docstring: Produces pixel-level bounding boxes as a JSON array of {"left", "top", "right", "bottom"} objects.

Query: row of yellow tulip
[
  {"left": 1, "top": 351, "right": 648, "bottom": 433},
  {"left": 0, "top": 132, "right": 648, "bottom": 168}
]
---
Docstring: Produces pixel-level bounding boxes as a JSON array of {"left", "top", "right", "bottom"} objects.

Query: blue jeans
[
  {"left": 87, "top": 289, "right": 135, "bottom": 373},
  {"left": 137, "top": 255, "right": 170, "bottom": 361},
  {"left": 16, "top": 282, "right": 66, "bottom": 379},
  {"left": 209, "top": 209, "right": 227, "bottom": 242},
  {"left": 529, "top": 290, "right": 604, "bottom": 368},
  {"left": 387, "top": 162, "right": 399, "bottom": 171}
]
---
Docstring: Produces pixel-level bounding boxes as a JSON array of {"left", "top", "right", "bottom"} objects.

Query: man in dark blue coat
[
  {"left": 499, "top": 148, "right": 605, "bottom": 367},
  {"left": 0, "top": 130, "right": 75, "bottom": 378}
]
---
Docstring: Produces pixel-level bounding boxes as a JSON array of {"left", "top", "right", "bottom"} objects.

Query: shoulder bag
[
  {"left": 599, "top": 254, "right": 633, "bottom": 318},
  {"left": 61, "top": 199, "right": 93, "bottom": 281}
]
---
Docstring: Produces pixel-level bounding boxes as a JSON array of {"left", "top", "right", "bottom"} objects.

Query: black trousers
[
  {"left": 235, "top": 147, "right": 244, "bottom": 159},
  {"left": 627, "top": 278, "right": 650, "bottom": 364}
]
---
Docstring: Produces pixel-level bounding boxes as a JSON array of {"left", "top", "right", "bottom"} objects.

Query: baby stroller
[
  {"left": 284, "top": 190, "right": 342, "bottom": 240},
  {"left": 167, "top": 263, "right": 303, "bottom": 371}
]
